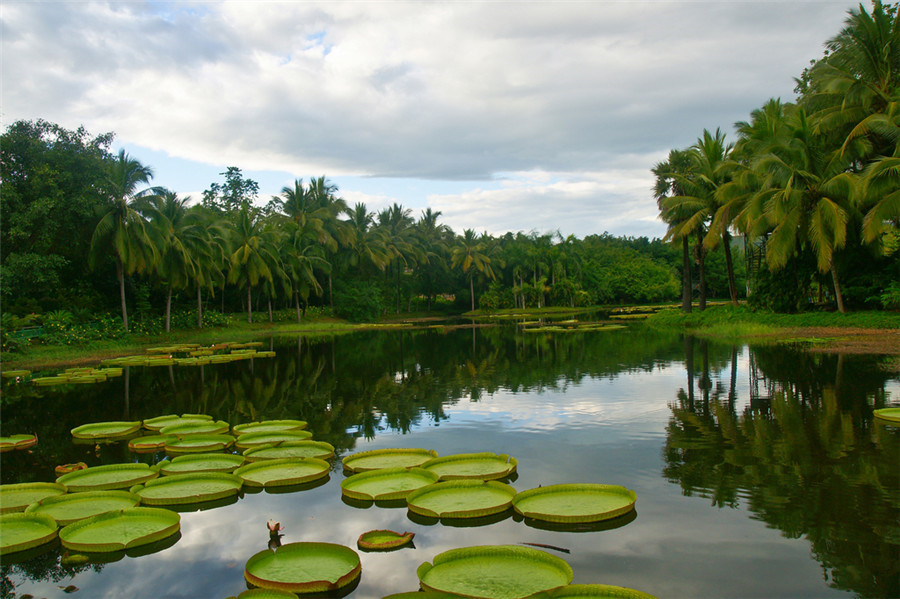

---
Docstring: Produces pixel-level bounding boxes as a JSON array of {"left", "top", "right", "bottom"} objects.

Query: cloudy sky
[{"left": 2, "top": 1, "right": 858, "bottom": 239}]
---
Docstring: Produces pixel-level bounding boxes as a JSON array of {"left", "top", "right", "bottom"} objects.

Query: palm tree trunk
[
  {"left": 328, "top": 274, "right": 334, "bottom": 309},
  {"left": 196, "top": 282, "right": 203, "bottom": 329},
  {"left": 116, "top": 257, "right": 129, "bottom": 332},
  {"left": 396, "top": 263, "right": 402, "bottom": 314},
  {"left": 722, "top": 230, "right": 738, "bottom": 306},
  {"left": 165, "top": 284, "right": 172, "bottom": 333},
  {"left": 696, "top": 233, "right": 707, "bottom": 311},
  {"left": 295, "top": 288, "right": 302, "bottom": 323},
  {"left": 267, "top": 297, "right": 273, "bottom": 323},
  {"left": 681, "top": 236, "right": 692, "bottom": 312},
  {"left": 831, "top": 259, "right": 846, "bottom": 313},
  {"left": 247, "top": 287, "right": 253, "bottom": 323},
  {"left": 470, "top": 276, "right": 475, "bottom": 311}
]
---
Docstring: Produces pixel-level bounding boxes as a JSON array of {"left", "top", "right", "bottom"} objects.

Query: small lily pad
[
  {"left": 420, "top": 452, "right": 518, "bottom": 481},
  {"left": 342, "top": 448, "right": 438, "bottom": 473},
  {"left": 243, "top": 440, "right": 335, "bottom": 462},
  {"left": 143, "top": 414, "right": 213, "bottom": 431},
  {"left": 164, "top": 434, "right": 235, "bottom": 455},
  {"left": 0, "top": 513, "right": 58, "bottom": 555},
  {"left": 71, "top": 421, "right": 142, "bottom": 440},
  {"left": 1, "top": 483, "right": 67, "bottom": 514},
  {"left": 56, "top": 463, "right": 159, "bottom": 492},
  {"left": 158, "top": 453, "right": 245, "bottom": 475},
  {"left": 24, "top": 491, "right": 141, "bottom": 526},
  {"left": 874, "top": 407, "right": 900, "bottom": 423},
  {"left": 59, "top": 507, "right": 180, "bottom": 553},
  {"left": 234, "top": 431, "right": 313, "bottom": 451},
  {"left": 234, "top": 457, "right": 330, "bottom": 488},
  {"left": 529, "top": 584, "right": 659, "bottom": 598},
  {"left": 341, "top": 467, "right": 439, "bottom": 502},
  {"left": 512, "top": 484, "right": 637, "bottom": 523},
  {"left": 406, "top": 480, "right": 517, "bottom": 519},
  {"left": 416, "top": 545, "right": 573, "bottom": 598},
  {"left": 128, "top": 435, "right": 173, "bottom": 453},
  {"left": 55, "top": 463, "right": 88, "bottom": 477},
  {"left": 232, "top": 420, "right": 308, "bottom": 436},
  {"left": 244, "top": 541, "right": 361, "bottom": 593},
  {"left": 0, "top": 434, "right": 38, "bottom": 453},
  {"left": 357, "top": 529, "right": 415, "bottom": 551},
  {"left": 160, "top": 420, "right": 231, "bottom": 436},
  {"left": 131, "top": 473, "right": 243, "bottom": 505}
]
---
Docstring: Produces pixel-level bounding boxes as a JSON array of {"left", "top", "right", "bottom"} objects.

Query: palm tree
[
  {"left": 227, "top": 206, "right": 281, "bottom": 323},
  {"left": 377, "top": 203, "right": 421, "bottom": 313},
  {"left": 89, "top": 149, "right": 159, "bottom": 331},
  {"left": 346, "top": 203, "right": 390, "bottom": 273},
  {"left": 186, "top": 205, "right": 228, "bottom": 328},
  {"left": 653, "top": 149, "right": 696, "bottom": 312},
  {"left": 415, "top": 208, "right": 451, "bottom": 310},
  {"left": 451, "top": 228, "right": 496, "bottom": 311},
  {"left": 282, "top": 216, "right": 330, "bottom": 322}
]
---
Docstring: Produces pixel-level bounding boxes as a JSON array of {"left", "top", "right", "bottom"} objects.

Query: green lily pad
[
  {"left": 341, "top": 467, "right": 439, "bottom": 501},
  {"left": 1, "top": 482, "right": 67, "bottom": 514},
  {"left": 406, "top": 480, "right": 517, "bottom": 519},
  {"left": 1, "top": 369, "right": 30, "bottom": 379},
  {"left": 59, "top": 507, "right": 180, "bottom": 553},
  {"left": 0, "top": 434, "right": 38, "bottom": 453},
  {"left": 158, "top": 453, "right": 246, "bottom": 475},
  {"left": 382, "top": 594, "right": 462, "bottom": 599},
  {"left": 342, "top": 448, "right": 438, "bottom": 473},
  {"left": 143, "top": 413, "right": 213, "bottom": 431},
  {"left": 236, "top": 589, "right": 300, "bottom": 599},
  {"left": 160, "top": 420, "right": 231, "bottom": 436},
  {"left": 24, "top": 491, "right": 141, "bottom": 526},
  {"left": 234, "top": 431, "right": 314, "bottom": 451},
  {"left": 234, "top": 457, "right": 330, "bottom": 488},
  {"left": 131, "top": 473, "right": 243, "bottom": 505},
  {"left": 71, "top": 421, "right": 142, "bottom": 440},
  {"left": 874, "top": 407, "right": 900, "bottom": 423},
  {"left": 165, "top": 434, "right": 235, "bottom": 455},
  {"left": 529, "top": 584, "right": 659, "bottom": 599},
  {"left": 243, "top": 440, "right": 335, "bottom": 462},
  {"left": 416, "top": 545, "right": 573, "bottom": 598},
  {"left": 0, "top": 513, "right": 58, "bottom": 555},
  {"left": 357, "top": 529, "right": 415, "bottom": 551},
  {"left": 128, "top": 435, "right": 173, "bottom": 453},
  {"left": 244, "top": 541, "right": 361, "bottom": 593},
  {"left": 512, "top": 484, "right": 637, "bottom": 523},
  {"left": 421, "top": 452, "right": 518, "bottom": 481},
  {"left": 232, "top": 420, "right": 308, "bottom": 436},
  {"left": 56, "top": 463, "right": 159, "bottom": 492}
]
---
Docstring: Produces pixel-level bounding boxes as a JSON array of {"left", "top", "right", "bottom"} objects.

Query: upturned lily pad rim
[
  {"left": 234, "top": 457, "right": 330, "bottom": 488},
  {"left": 71, "top": 421, "right": 142, "bottom": 440},
  {"left": 0, "top": 482, "right": 68, "bottom": 514},
  {"left": 417, "top": 544, "right": 574, "bottom": 599},
  {"left": 232, "top": 420, "right": 308, "bottom": 436},
  {"left": 55, "top": 463, "right": 159, "bottom": 492},
  {"left": 420, "top": 452, "right": 518, "bottom": 481},
  {"left": 0, "top": 434, "right": 38, "bottom": 452},
  {"left": 24, "top": 491, "right": 141, "bottom": 526},
  {"left": 143, "top": 414, "right": 213, "bottom": 431},
  {"left": 874, "top": 407, "right": 900, "bottom": 423},
  {"left": 528, "top": 583, "right": 659, "bottom": 599},
  {"left": 512, "top": 484, "right": 637, "bottom": 523},
  {"left": 341, "top": 467, "right": 439, "bottom": 501},
  {"left": 0, "top": 512, "right": 58, "bottom": 555},
  {"left": 356, "top": 529, "right": 415, "bottom": 551},
  {"left": 242, "top": 440, "right": 335, "bottom": 462},
  {"left": 59, "top": 507, "right": 181, "bottom": 553},
  {"left": 130, "top": 472, "right": 243, "bottom": 505},
  {"left": 406, "top": 480, "right": 517, "bottom": 519},
  {"left": 341, "top": 448, "right": 438, "bottom": 473},
  {"left": 160, "top": 420, "right": 231, "bottom": 436},
  {"left": 158, "top": 453, "right": 246, "bottom": 475},
  {"left": 128, "top": 435, "right": 173, "bottom": 453},
  {"left": 234, "top": 431, "right": 314, "bottom": 451},
  {"left": 164, "top": 434, "right": 235, "bottom": 454},
  {"left": 244, "top": 541, "right": 361, "bottom": 593}
]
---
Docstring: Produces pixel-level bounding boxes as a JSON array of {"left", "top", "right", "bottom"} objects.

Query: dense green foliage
[{"left": 655, "top": 1, "right": 900, "bottom": 314}]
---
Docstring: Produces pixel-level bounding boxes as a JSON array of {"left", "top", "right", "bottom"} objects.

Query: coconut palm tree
[
  {"left": 451, "top": 228, "right": 496, "bottom": 311},
  {"left": 653, "top": 149, "right": 696, "bottom": 312},
  {"left": 227, "top": 206, "right": 281, "bottom": 323},
  {"left": 377, "top": 203, "right": 422, "bottom": 313}
]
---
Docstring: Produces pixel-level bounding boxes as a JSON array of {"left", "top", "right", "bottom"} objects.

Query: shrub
[{"left": 333, "top": 281, "right": 387, "bottom": 322}]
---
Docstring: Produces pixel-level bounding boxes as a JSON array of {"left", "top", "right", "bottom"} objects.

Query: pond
[{"left": 1, "top": 323, "right": 898, "bottom": 599}]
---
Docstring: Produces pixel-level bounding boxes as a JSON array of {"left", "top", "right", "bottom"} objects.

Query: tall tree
[
  {"left": 451, "top": 229, "right": 497, "bottom": 311},
  {"left": 653, "top": 149, "right": 696, "bottom": 312},
  {"left": 226, "top": 206, "right": 280, "bottom": 323}
]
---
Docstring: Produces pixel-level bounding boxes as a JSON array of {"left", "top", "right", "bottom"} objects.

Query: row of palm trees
[{"left": 653, "top": 1, "right": 898, "bottom": 313}]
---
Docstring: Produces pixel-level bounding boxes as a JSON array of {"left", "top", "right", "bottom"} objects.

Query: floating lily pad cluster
[
  {"left": 31, "top": 367, "right": 123, "bottom": 386},
  {"left": 100, "top": 342, "right": 275, "bottom": 368}
]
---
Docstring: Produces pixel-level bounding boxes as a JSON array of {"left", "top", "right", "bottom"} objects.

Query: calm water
[{"left": 1, "top": 323, "right": 898, "bottom": 599}]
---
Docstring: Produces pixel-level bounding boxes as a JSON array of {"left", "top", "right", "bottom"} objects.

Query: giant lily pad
[
  {"left": 165, "top": 434, "right": 235, "bottom": 455},
  {"left": 236, "top": 590, "right": 299, "bottom": 599},
  {"left": 406, "top": 480, "right": 517, "bottom": 519},
  {"left": 56, "top": 463, "right": 158, "bottom": 492},
  {"left": 131, "top": 473, "right": 243, "bottom": 505},
  {"left": 158, "top": 453, "right": 245, "bottom": 475},
  {"left": 421, "top": 452, "right": 518, "bottom": 481},
  {"left": 512, "top": 484, "right": 636, "bottom": 523},
  {"left": 160, "top": 420, "right": 230, "bottom": 436},
  {"left": 416, "top": 545, "right": 573, "bottom": 598},
  {"left": 244, "top": 542, "right": 361, "bottom": 593},
  {"left": 341, "top": 467, "right": 439, "bottom": 502},
  {"left": 59, "top": 507, "right": 180, "bottom": 553},
  {"left": 342, "top": 448, "right": 438, "bottom": 473},
  {"left": 0, "top": 513, "right": 58, "bottom": 555},
  {"left": 128, "top": 435, "right": 173, "bottom": 453},
  {"left": 1, "top": 482, "right": 67, "bottom": 514},
  {"left": 528, "top": 584, "right": 659, "bottom": 598},
  {"left": 874, "top": 407, "right": 900, "bottom": 423},
  {"left": 232, "top": 420, "right": 308, "bottom": 436},
  {"left": 143, "top": 413, "right": 213, "bottom": 431},
  {"left": 0, "top": 434, "right": 38, "bottom": 453},
  {"left": 71, "top": 421, "right": 141, "bottom": 440},
  {"left": 234, "top": 431, "right": 313, "bottom": 451},
  {"left": 234, "top": 458, "right": 329, "bottom": 488},
  {"left": 243, "top": 440, "right": 335, "bottom": 462},
  {"left": 357, "top": 529, "right": 415, "bottom": 551},
  {"left": 24, "top": 491, "right": 141, "bottom": 526}
]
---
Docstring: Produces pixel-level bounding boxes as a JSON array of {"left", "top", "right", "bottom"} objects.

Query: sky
[{"left": 1, "top": 1, "right": 861, "bottom": 240}]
